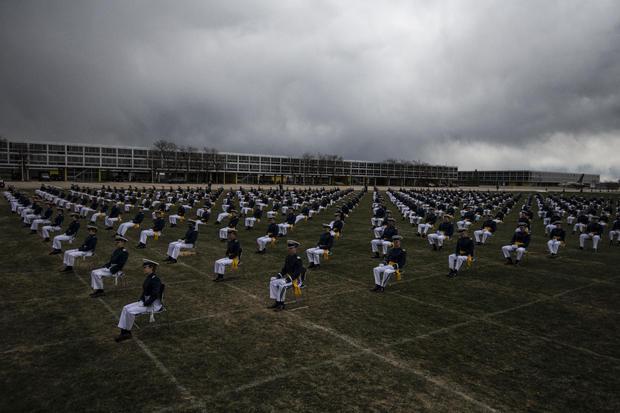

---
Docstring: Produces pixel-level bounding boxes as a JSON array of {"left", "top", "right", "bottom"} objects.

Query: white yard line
[{"left": 71, "top": 269, "right": 206, "bottom": 412}]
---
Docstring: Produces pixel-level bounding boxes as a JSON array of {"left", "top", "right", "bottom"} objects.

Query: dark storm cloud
[{"left": 1, "top": 0, "right": 619, "bottom": 179}]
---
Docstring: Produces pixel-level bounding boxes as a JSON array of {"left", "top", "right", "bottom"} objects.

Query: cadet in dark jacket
[
  {"left": 116, "top": 207, "right": 144, "bottom": 236},
  {"left": 90, "top": 236, "right": 129, "bottom": 297},
  {"left": 448, "top": 228, "right": 475, "bottom": 277},
  {"left": 51, "top": 213, "right": 80, "bottom": 253},
  {"left": 115, "top": 259, "right": 163, "bottom": 342},
  {"left": 268, "top": 240, "right": 305, "bottom": 311},
  {"left": 306, "top": 224, "right": 334, "bottom": 269},
  {"left": 428, "top": 215, "right": 454, "bottom": 250},
  {"left": 277, "top": 210, "right": 296, "bottom": 235},
  {"left": 245, "top": 207, "right": 262, "bottom": 229},
  {"left": 168, "top": 203, "right": 186, "bottom": 227},
  {"left": 137, "top": 211, "right": 165, "bottom": 248},
  {"left": 43, "top": 208, "right": 65, "bottom": 241},
  {"left": 256, "top": 217, "right": 278, "bottom": 253},
  {"left": 213, "top": 229, "right": 242, "bottom": 282},
  {"left": 372, "top": 235, "right": 406, "bottom": 292},
  {"left": 30, "top": 204, "right": 54, "bottom": 233},
  {"left": 104, "top": 204, "right": 122, "bottom": 230},
  {"left": 547, "top": 221, "right": 566, "bottom": 258},
  {"left": 502, "top": 223, "right": 531, "bottom": 265},
  {"left": 165, "top": 220, "right": 198, "bottom": 264},
  {"left": 579, "top": 217, "right": 603, "bottom": 251},
  {"left": 474, "top": 219, "right": 497, "bottom": 245},
  {"left": 219, "top": 210, "right": 239, "bottom": 241},
  {"left": 330, "top": 213, "right": 344, "bottom": 238},
  {"left": 60, "top": 225, "right": 98, "bottom": 272},
  {"left": 371, "top": 218, "right": 398, "bottom": 257},
  {"left": 417, "top": 210, "right": 437, "bottom": 237}
]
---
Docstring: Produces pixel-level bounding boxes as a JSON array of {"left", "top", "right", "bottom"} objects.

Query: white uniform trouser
[
  {"left": 91, "top": 267, "right": 116, "bottom": 290},
  {"left": 63, "top": 249, "right": 93, "bottom": 266},
  {"left": 610, "top": 230, "right": 620, "bottom": 241},
  {"left": 373, "top": 264, "right": 396, "bottom": 287},
  {"left": 117, "top": 222, "right": 137, "bottom": 236},
  {"left": 448, "top": 254, "right": 468, "bottom": 270},
  {"left": 371, "top": 239, "right": 392, "bottom": 255},
  {"left": 167, "top": 241, "right": 193, "bottom": 259},
  {"left": 573, "top": 223, "right": 586, "bottom": 233},
  {"left": 308, "top": 210, "right": 317, "bottom": 218},
  {"left": 42, "top": 225, "right": 61, "bottom": 239},
  {"left": 579, "top": 234, "right": 600, "bottom": 249},
  {"left": 168, "top": 215, "right": 182, "bottom": 225},
  {"left": 245, "top": 217, "right": 257, "bottom": 227},
  {"left": 80, "top": 207, "right": 93, "bottom": 217},
  {"left": 306, "top": 248, "right": 327, "bottom": 265},
  {"left": 547, "top": 239, "right": 562, "bottom": 254},
  {"left": 295, "top": 215, "right": 307, "bottom": 224},
  {"left": 214, "top": 258, "right": 233, "bottom": 274},
  {"left": 409, "top": 215, "right": 422, "bottom": 225},
  {"left": 474, "top": 229, "right": 492, "bottom": 244},
  {"left": 269, "top": 277, "right": 292, "bottom": 302},
  {"left": 24, "top": 214, "right": 40, "bottom": 224},
  {"left": 457, "top": 220, "right": 472, "bottom": 230},
  {"left": 241, "top": 207, "right": 252, "bottom": 215},
  {"left": 373, "top": 226, "right": 385, "bottom": 238},
  {"left": 219, "top": 227, "right": 233, "bottom": 239},
  {"left": 371, "top": 217, "right": 384, "bottom": 226},
  {"left": 502, "top": 245, "right": 526, "bottom": 260},
  {"left": 105, "top": 216, "right": 120, "bottom": 227},
  {"left": 278, "top": 223, "right": 291, "bottom": 235},
  {"left": 139, "top": 229, "right": 161, "bottom": 244},
  {"left": 544, "top": 224, "right": 556, "bottom": 235},
  {"left": 117, "top": 299, "right": 162, "bottom": 331},
  {"left": 418, "top": 223, "right": 432, "bottom": 234},
  {"left": 543, "top": 217, "right": 551, "bottom": 226},
  {"left": 216, "top": 212, "right": 229, "bottom": 222},
  {"left": 91, "top": 213, "right": 106, "bottom": 223},
  {"left": 567, "top": 216, "right": 575, "bottom": 224},
  {"left": 267, "top": 211, "right": 277, "bottom": 219},
  {"left": 257, "top": 236, "right": 274, "bottom": 251},
  {"left": 52, "top": 234, "right": 74, "bottom": 250},
  {"left": 428, "top": 233, "right": 448, "bottom": 246},
  {"left": 31, "top": 218, "right": 50, "bottom": 231}
]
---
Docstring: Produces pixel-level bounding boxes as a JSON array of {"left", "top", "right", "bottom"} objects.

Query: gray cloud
[{"left": 1, "top": 0, "right": 619, "bottom": 179}]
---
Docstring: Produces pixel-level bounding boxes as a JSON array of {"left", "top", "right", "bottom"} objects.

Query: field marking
[
  {"left": 217, "top": 281, "right": 499, "bottom": 412},
  {"left": 71, "top": 269, "right": 206, "bottom": 412}
]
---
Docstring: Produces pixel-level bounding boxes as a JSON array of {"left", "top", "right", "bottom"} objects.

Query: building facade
[
  {"left": 0, "top": 140, "right": 457, "bottom": 186},
  {"left": 458, "top": 170, "right": 600, "bottom": 187}
]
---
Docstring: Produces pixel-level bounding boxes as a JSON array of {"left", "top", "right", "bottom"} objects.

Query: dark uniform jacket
[
  {"left": 106, "top": 247, "right": 129, "bottom": 273},
  {"left": 382, "top": 226, "right": 398, "bottom": 241},
  {"left": 53, "top": 215, "right": 65, "bottom": 227},
  {"left": 280, "top": 254, "right": 303, "bottom": 282},
  {"left": 585, "top": 223, "right": 603, "bottom": 236},
  {"left": 132, "top": 212, "right": 145, "bottom": 224},
  {"left": 183, "top": 229, "right": 198, "bottom": 244},
  {"left": 549, "top": 228, "right": 566, "bottom": 241},
  {"left": 140, "top": 273, "right": 162, "bottom": 306},
  {"left": 455, "top": 237, "right": 475, "bottom": 256},
  {"left": 228, "top": 216, "right": 239, "bottom": 228},
  {"left": 316, "top": 232, "right": 334, "bottom": 251},
  {"left": 437, "top": 222, "right": 454, "bottom": 237},
  {"left": 331, "top": 220, "right": 343, "bottom": 233},
  {"left": 384, "top": 247, "right": 406, "bottom": 269},
  {"left": 265, "top": 223, "right": 278, "bottom": 237},
  {"left": 510, "top": 231, "right": 531, "bottom": 248},
  {"left": 152, "top": 217, "right": 165, "bottom": 232},
  {"left": 226, "top": 239, "right": 241, "bottom": 259},
  {"left": 78, "top": 234, "right": 98, "bottom": 252},
  {"left": 65, "top": 220, "right": 80, "bottom": 236},
  {"left": 481, "top": 220, "right": 497, "bottom": 233}
]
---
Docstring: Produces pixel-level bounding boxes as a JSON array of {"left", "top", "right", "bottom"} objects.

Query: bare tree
[
  {"left": 203, "top": 147, "right": 221, "bottom": 184},
  {"left": 152, "top": 139, "right": 178, "bottom": 182}
]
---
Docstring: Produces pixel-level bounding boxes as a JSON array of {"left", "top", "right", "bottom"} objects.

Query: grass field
[{"left": 1, "top": 188, "right": 619, "bottom": 412}]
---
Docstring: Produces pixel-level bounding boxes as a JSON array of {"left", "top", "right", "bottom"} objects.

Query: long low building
[
  {"left": 0, "top": 140, "right": 457, "bottom": 186},
  {"left": 458, "top": 170, "right": 600, "bottom": 187}
]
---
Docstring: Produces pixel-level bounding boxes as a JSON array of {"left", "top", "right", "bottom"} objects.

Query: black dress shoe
[
  {"left": 136, "top": 243, "right": 146, "bottom": 249},
  {"left": 371, "top": 285, "right": 381, "bottom": 292},
  {"left": 267, "top": 301, "right": 280, "bottom": 308},
  {"left": 308, "top": 262, "right": 315, "bottom": 268},
  {"left": 89, "top": 290, "right": 105, "bottom": 298},
  {"left": 432, "top": 244, "right": 437, "bottom": 251},
  {"left": 50, "top": 249, "right": 61, "bottom": 255},
  {"left": 274, "top": 303, "right": 286, "bottom": 312},
  {"left": 213, "top": 274, "right": 224, "bottom": 282},
  {"left": 114, "top": 331, "right": 132, "bottom": 342}
]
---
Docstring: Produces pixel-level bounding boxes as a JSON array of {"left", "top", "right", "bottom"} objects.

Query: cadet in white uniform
[{"left": 90, "top": 236, "right": 129, "bottom": 297}]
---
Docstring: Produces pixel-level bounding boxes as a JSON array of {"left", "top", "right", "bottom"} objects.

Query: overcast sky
[{"left": 1, "top": 1, "right": 619, "bottom": 180}]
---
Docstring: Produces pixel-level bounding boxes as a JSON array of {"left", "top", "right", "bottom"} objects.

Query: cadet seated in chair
[
  {"left": 137, "top": 210, "right": 165, "bottom": 248},
  {"left": 268, "top": 240, "right": 304, "bottom": 312},
  {"left": 306, "top": 224, "right": 334, "bottom": 270},
  {"left": 371, "top": 218, "right": 398, "bottom": 258},
  {"left": 447, "top": 228, "right": 474, "bottom": 277},
  {"left": 60, "top": 225, "right": 98, "bottom": 272},
  {"left": 371, "top": 235, "right": 406, "bottom": 292},
  {"left": 428, "top": 215, "right": 454, "bottom": 250},
  {"left": 115, "top": 259, "right": 163, "bottom": 342},
  {"left": 116, "top": 206, "right": 144, "bottom": 236},
  {"left": 50, "top": 213, "right": 80, "bottom": 254},
  {"left": 90, "top": 236, "right": 129, "bottom": 297},
  {"left": 256, "top": 217, "right": 278, "bottom": 253},
  {"left": 473, "top": 218, "right": 497, "bottom": 245},
  {"left": 164, "top": 220, "right": 198, "bottom": 264},
  {"left": 213, "top": 228, "right": 242, "bottom": 282},
  {"left": 579, "top": 216, "right": 603, "bottom": 252},
  {"left": 547, "top": 221, "right": 566, "bottom": 258},
  {"left": 502, "top": 223, "right": 531, "bottom": 265}
]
